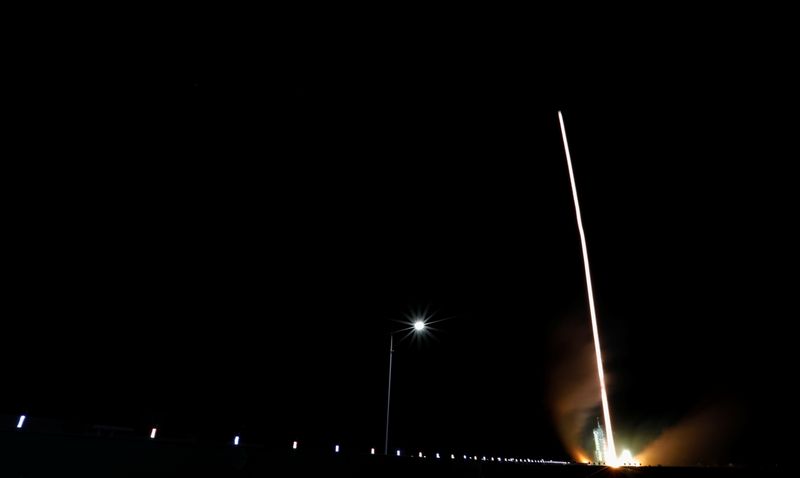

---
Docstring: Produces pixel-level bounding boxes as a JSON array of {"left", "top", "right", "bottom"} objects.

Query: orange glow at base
[{"left": 573, "top": 451, "right": 590, "bottom": 464}]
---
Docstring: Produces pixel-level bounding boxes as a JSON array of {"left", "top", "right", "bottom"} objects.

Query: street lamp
[{"left": 384, "top": 319, "right": 426, "bottom": 455}]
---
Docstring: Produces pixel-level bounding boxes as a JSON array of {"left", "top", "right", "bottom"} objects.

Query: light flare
[
  {"left": 619, "top": 449, "right": 637, "bottom": 465},
  {"left": 558, "top": 111, "right": 618, "bottom": 466}
]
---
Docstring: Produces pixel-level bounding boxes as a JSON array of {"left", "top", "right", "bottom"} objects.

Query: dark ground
[{"left": 1, "top": 428, "right": 783, "bottom": 477}]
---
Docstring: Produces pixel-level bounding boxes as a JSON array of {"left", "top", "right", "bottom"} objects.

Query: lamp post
[{"left": 384, "top": 319, "right": 426, "bottom": 455}]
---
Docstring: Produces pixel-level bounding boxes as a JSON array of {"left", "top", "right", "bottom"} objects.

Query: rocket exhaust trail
[{"left": 558, "top": 111, "right": 618, "bottom": 466}]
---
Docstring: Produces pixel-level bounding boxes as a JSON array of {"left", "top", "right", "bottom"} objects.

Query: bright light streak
[
  {"left": 413, "top": 320, "right": 425, "bottom": 331},
  {"left": 150, "top": 427, "right": 157, "bottom": 439},
  {"left": 293, "top": 440, "right": 298, "bottom": 449},
  {"left": 436, "top": 453, "right": 440, "bottom": 459},
  {"left": 233, "top": 435, "right": 240, "bottom": 446},
  {"left": 396, "top": 449, "right": 401, "bottom": 457},
  {"left": 371, "top": 447, "right": 375, "bottom": 455},
  {"left": 17, "top": 415, "right": 26, "bottom": 429},
  {"left": 418, "top": 452, "right": 423, "bottom": 458},
  {"left": 451, "top": 454, "right": 455, "bottom": 459},
  {"left": 335, "top": 444, "right": 340, "bottom": 453},
  {"left": 558, "top": 111, "right": 617, "bottom": 465}
]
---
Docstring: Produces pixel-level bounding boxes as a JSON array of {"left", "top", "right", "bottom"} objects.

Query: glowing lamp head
[{"left": 413, "top": 320, "right": 425, "bottom": 331}]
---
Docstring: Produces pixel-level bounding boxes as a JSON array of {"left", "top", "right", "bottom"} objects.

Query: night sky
[{"left": 4, "top": 14, "right": 795, "bottom": 466}]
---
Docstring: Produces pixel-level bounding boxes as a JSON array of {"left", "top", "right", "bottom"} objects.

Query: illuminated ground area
[{"left": 1, "top": 431, "right": 779, "bottom": 477}]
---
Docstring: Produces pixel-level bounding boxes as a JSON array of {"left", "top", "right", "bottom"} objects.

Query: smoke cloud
[
  {"left": 547, "top": 318, "right": 602, "bottom": 462},
  {"left": 636, "top": 401, "right": 741, "bottom": 466},
  {"left": 548, "top": 316, "right": 741, "bottom": 466}
]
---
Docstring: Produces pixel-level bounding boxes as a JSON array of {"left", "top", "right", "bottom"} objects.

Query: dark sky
[{"left": 4, "top": 13, "right": 796, "bottom": 465}]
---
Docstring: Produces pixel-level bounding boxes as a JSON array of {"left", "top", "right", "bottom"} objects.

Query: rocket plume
[{"left": 558, "top": 111, "right": 618, "bottom": 466}]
